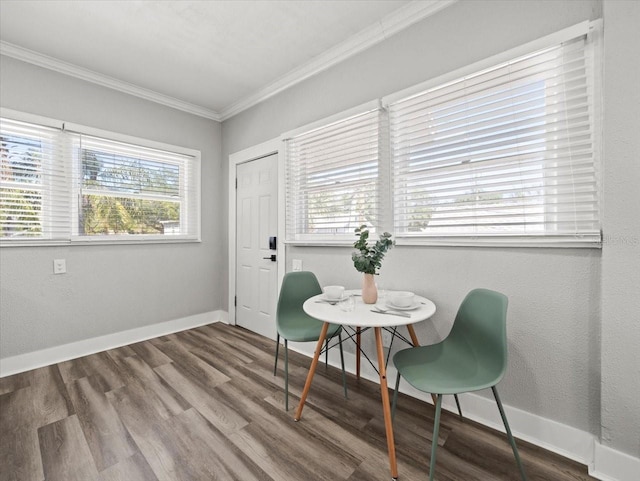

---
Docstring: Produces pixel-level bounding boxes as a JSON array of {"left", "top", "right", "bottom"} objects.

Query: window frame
[
  {"left": 283, "top": 100, "right": 386, "bottom": 245},
  {"left": 0, "top": 109, "right": 201, "bottom": 247},
  {"left": 382, "top": 20, "right": 602, "bottom": 248}
]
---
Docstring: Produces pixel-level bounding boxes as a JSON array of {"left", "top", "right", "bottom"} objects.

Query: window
[
  {"left": 1, "top": 111, "right": 200, "bottom": 245},
  {"left": 387, "top": 27, "right": 601, "bottom": 245},
  {"left": 283, "top": 23, "right": 601, "bottom": 247},
  {"left": 0, "top": 117, "right": 70, "bottom": 241},
  {"left": 284, "top": 104, "right": 383, "bottom": 243},
  {"left": 75, "top": 135, "right": 197, "bottom": 239}
]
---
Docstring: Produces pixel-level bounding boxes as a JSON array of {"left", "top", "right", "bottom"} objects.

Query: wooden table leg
[
  {"left": 356, "top": 326, "right": 361, "bottom": 380},
  {"left": 374, "top": 327, "right": 399, "bottom": 480},
  {"left": 406, "top": 324, "right": 420, "bottom": 347},
  {"left": 294, "top": 322, "right": 329, "bottom": 421},
  {"left": 406, "top": 324, "right": 437, "bottom": 405}
]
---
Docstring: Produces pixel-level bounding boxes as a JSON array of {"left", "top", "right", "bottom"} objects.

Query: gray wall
[
  {"left": 1, "top": 0, "right": 637, "bottom": 461},
  {"left": 223, "top": 0, "right": 639, "bottom": 458},
  {"left": 0, "top": 56, "right": 223, "bottom": 358},
  {"left": 601, "top": 0, "right": 640, "bottom": 458}
]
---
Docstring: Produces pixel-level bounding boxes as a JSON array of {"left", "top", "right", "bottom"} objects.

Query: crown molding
[
  {"left": 0, "top": 41, "right": 222, "bottom": 121},
  {"left": 219, "top": 0, "right": 457, "bottom": 120},
  {"left": 1, "top": 0, "right": 456, "bottom": 123}
]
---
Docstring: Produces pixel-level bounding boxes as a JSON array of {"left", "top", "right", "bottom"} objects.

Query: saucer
[
  {"left": 322, "top": 294, "right": 347, "bottom": 302},
  {"left": 385, "top": 300, "right": 420, "bottom": 311}
]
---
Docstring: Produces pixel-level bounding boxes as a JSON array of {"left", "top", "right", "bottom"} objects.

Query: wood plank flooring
[{"left": 0, "top": 323, "right": 597, "bottom": 481}]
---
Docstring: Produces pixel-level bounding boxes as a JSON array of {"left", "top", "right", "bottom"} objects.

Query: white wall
[
  {"left": 222, "top": 0, "right": 639, "bottom": 465},
  {"left": 0, "top": 56, "right": 223, "bottom": 359}
]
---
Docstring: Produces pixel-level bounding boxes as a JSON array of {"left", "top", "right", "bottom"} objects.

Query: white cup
[
  {"left": 324, "top": 285, "right": 345, "bottom": 300},
  {"left": 388, "top": 291, "right": 414, "bottom": 307}
]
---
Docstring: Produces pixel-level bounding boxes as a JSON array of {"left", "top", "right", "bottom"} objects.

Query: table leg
[
  {"left": 356, "top": 326, "right": 361, "bottom": 380},
  {"left": 406, "top": 324, "right": 437, "bottom": 406},
  {"left": 294, "top": 322, "right": 329, "bottom": 421},
  {"left": 406, "top": 324, "right": 420, "bottom": 347},
  {"left": 374, "top": 327, "right": 399, "bottom": 480}
]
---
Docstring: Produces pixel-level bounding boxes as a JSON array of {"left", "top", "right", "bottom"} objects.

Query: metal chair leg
[
  {"left": 492, "top": 387, "right": 528, "bottom": 481},
  {"left": 338, "top": 331, "right": 347, "bottom": 399},
  {"left": 429, "top": 394, "right": 443, "bottom": 481},
  {"left": 325, "top": 338, "right": 329, "bottom": 369},
  {"left": 392, "top": 374, "right": 401, "bottom": 421},
  {"left": 284, "top": 339, "right": 289, "bottom": 411},
  {"left": 274, "top": 333, "right": 280, "bottom": 376},
  {"left": 454, "top": 393, "right": 463, "bottom": 418}
]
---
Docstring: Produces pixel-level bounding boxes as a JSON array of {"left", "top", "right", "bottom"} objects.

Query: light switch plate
[{"left": 292, "top": 259, "right": 303, "bottom": 271}]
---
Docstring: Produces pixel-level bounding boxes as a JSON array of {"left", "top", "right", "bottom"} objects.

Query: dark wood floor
[{"left": 1, "top": 322, "right": 596, "bottom": 481}]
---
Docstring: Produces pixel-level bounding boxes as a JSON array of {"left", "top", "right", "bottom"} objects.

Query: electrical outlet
[
  {"left": 53, "top": 259, "right": 66, "bottom": 274},
  {"left": 292, "top": 259, "right": 303, "bottom": 271}
]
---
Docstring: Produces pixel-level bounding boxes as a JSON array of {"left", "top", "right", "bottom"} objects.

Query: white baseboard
[
  {"left": 0, "top": 310, "right": 223, "bottom": 377},
  {"left": 591, "top": 443, "right": 640, "bottom": 481},
  {"left": 287, "top": 342, "right": 639, "bottom": 481}
]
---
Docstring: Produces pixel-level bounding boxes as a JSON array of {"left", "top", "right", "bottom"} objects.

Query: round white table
[{"left": 295, "top": 290, "right": 436, "bottom": 480}]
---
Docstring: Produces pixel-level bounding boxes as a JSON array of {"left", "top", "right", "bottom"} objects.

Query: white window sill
[
  {"left": 0, "top": 237, "right": 201, "bottom": 248},
  {"left": 285, "top": 236, "right": 602, "bottom": 249}
]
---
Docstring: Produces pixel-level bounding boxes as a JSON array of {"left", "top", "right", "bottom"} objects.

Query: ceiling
[{"left": 0, "top": 0, "right": 453, "bottom": 121}]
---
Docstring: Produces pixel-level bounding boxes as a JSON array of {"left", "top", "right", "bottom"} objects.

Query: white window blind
[
  {"left": 285, "top": 107, "right": 382, "bottom": 242},
  {"left": 0, "top": 117, "right": 70, "bottom": 241},
  {"left": 73, "top": 134, "right": 199, "bottom": 240},
  {"left": 0, "top": 111, "right": 200, "bottom": 245},
  {"left": 389, "top": 33, "right": 600, "bottom": 244}
]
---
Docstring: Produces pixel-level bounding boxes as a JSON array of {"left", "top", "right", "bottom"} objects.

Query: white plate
[{"left": 385, "top": 300, "right": 420, "bottom": 311}]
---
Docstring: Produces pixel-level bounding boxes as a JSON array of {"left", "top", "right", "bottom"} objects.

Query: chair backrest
[
  {"left": 448, "top": 288, "right": 509, "bottom": 383},
  {"left": 276, "top": 271, "right": 323, "bottom": 330}
]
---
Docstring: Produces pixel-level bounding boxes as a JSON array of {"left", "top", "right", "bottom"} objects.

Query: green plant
[{"left": 352, "top": 225, "right": 394, "bottom": 275}]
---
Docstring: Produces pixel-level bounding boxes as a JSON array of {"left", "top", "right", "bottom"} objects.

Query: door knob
[{"left": 263, "top": 255, "right": 277, "bottom": 262}]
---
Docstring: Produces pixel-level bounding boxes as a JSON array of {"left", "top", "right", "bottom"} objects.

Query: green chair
[
  {"left": 392, "top": 288, "right": 527, "bottom": 481},
  {"left": 274, "top": 271, "right": 347, "bottom": 411}
]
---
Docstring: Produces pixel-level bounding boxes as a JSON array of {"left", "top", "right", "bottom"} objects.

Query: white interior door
[{"left": 235, "top": 154, "right": 278, "bottom": 339}]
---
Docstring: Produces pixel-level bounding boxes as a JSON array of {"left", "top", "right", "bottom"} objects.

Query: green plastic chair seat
[
  {"left": 278, "top": 314, "right": 342, "bottom": 343},
  {"left": 393, "top": 336, "right": 502, "bottom": 395}
]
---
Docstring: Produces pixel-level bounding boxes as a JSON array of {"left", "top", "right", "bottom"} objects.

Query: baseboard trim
[
  {"left": 0, "top": 310, "right": 223, "bottom": 377},
  {"left": 286, "top": 342, "right": 638, "bottom": 481},
  {"left": 591, "top": 443, "right": 640, "bottom": 481}
]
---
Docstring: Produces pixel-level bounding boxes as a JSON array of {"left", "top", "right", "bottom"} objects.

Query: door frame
[{"left": 228, "top": 137, "right": 285, "bottom": 328}]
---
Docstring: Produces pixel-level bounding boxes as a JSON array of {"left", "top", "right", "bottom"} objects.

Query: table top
[{"left": 303, "top": 290, "right": 436, "bottom": 328}]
